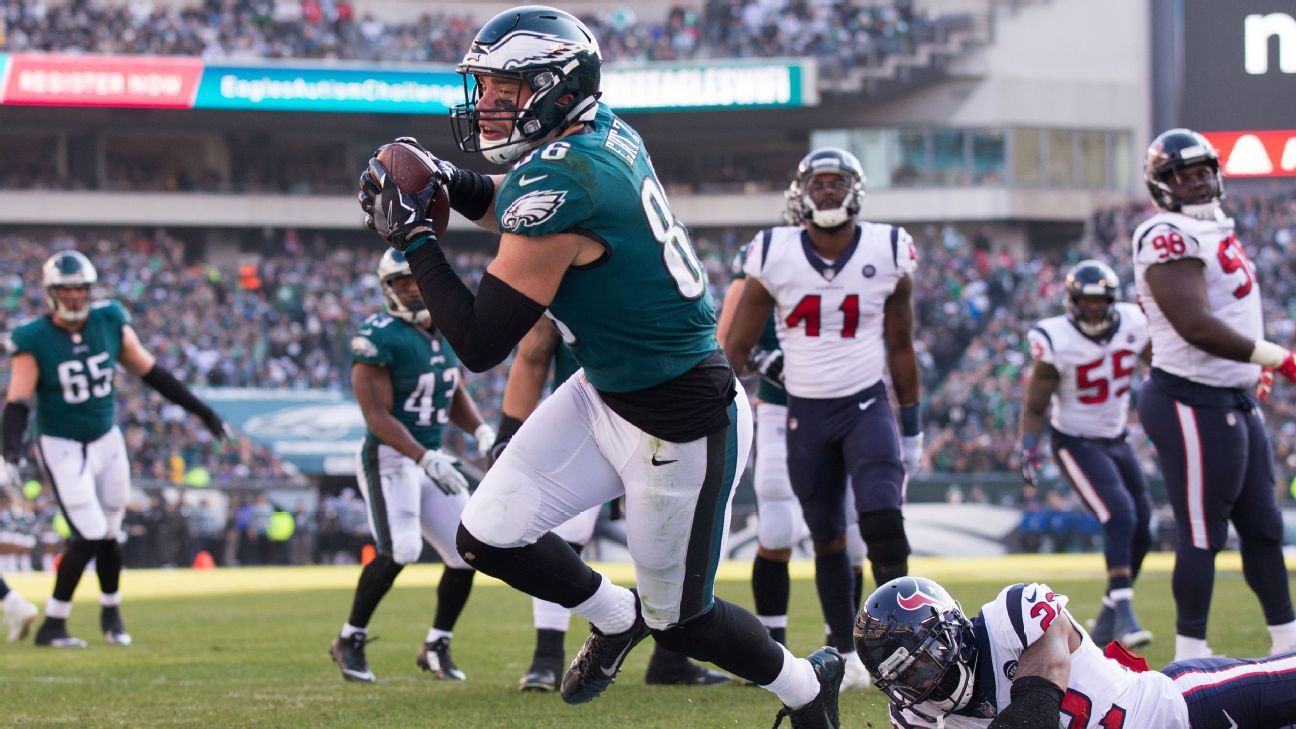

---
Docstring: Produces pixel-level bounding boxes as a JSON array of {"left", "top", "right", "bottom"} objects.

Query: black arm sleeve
[
  {"left": 987, "top": 675, "right": 1064, "bottom": 729},
  {"left": 2, "top": 401, "right": 30, "bottom": 462},
  {"left": 141, "top": 365, "right": 216, "bottom": 420},
  {"left": 445, "top": 167, "right": 496, "bottom": 223},
  {"left": 405, "top": 240, "right": 546, "bottom": 372}
]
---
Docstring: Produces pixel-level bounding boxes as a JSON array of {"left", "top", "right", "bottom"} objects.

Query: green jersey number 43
[{"left": 403, "top": 369, "right": 458, "bottom": 426}]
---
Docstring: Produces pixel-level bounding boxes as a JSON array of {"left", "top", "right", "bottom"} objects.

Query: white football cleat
[
  {"left": 842, "top": 650, "right": 872, "bottom": 690},
  {"left": 3, "top": 591, "right": 39, "bottom": 643}
]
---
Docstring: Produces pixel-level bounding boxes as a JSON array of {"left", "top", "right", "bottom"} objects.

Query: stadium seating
[{"left": 0, "top": 0, "right": 967, "bottom": 68}]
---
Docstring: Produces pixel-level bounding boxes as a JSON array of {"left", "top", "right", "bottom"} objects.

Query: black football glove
[
  {"left": 201, "top": 412, "right": 236, "bottom": 443},
  {"left": 361, "top": 158, "right": 442, "bottom": 252},
  {"left": 749, "top": 348, "right": 785, "bottom": 385},
  {"left": 489, "top": 436, "right": 511, "bottom": 465}
]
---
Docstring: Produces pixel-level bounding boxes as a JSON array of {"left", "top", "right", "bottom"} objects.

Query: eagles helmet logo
[
  {"left": 501, "top": 189, "right": 567, "bottom": 230},
  {"left": 465, "top": 30, "right": 585, "bottom": 71}
]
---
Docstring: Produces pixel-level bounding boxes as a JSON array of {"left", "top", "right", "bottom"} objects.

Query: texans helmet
[
  {"left": 41, "top": 250, "right": 98, "bottom": 324},
  {"left": 854, "top": 576, "right": 977, "bottom": 721},
  {"left": 1144, "top": 128, "right": 1225, "bottom": 215},
  {"left": 1064, "top": 259, "right": 1120, "bottom": 339},
  {"left": 377, "top": 248, "right": 431, "bottom": 328},
  {"left": 785, "top": 147, "right": 867, "bottom": 229},
  {"left": 451, "top": 5, "right": 602, "bottom": 164}
]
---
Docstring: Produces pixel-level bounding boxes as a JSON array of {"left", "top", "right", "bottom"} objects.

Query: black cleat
[
  {"left": 770, "top": 647, "right": 845, "bottom": 729},
  {"left": 34, "top": 618, "right": 88, "bottom": 649},
  {"left": 645, "top": 657, "right": 731, "bottom": 686},
  {"left": 560, "top": 593, "right": 650, "bottom": 704},
  {"left": 417, "top": 637, "right": 466, "bottom": 680},
  {"left": 101, "top": 606, "right": 132, "bottom": 647},
  {"left": 519, "top": 659, "right": 563, "bottom": 692},
  {"left": 329, "top": 633, "right": 376, "bottom": 682}
]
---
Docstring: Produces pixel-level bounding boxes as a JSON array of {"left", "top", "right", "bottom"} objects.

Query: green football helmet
[
  {"left": 377, "top": 248, "right": 430, "bottom": 328},
  {"left": 41, "top": 250, "right": 98, "bottom": 323},
  {"left": 451, "top": 5, "right": 602, "bottom": 164}
]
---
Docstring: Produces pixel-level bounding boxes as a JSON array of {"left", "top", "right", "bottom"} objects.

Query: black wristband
[
  {"left": 141, "top": 365, "right": 215, "bottom": 421},
  {"left": 405, "top": 242, "right": 545, "bottom": 372},
  {"left": 445, "top": 166, "right": 496, "bottom": 222},
  {"left": 497, "top": 414, "right": 524, "bottom": 442},
  {"left": 899, "top": 403, "right": 921, "bottom": 437},
  {"left": 988, "top": 675, "right": 1064, "bottom": 729},
  {"left": 2, "top": 401, "right": 30, "bottom": 462}
]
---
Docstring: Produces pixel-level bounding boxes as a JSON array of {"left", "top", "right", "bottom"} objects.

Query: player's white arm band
[{"left": 1250, "top": 340, "right": 1290, "bottom": 367}]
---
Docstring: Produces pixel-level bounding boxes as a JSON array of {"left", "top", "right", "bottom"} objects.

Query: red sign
[
  {"left": 1, "top": 54, "right": 203, "bottom": 108},
  {"left": 1201, "top": 130, "right": 1296, "bottom": 178}
]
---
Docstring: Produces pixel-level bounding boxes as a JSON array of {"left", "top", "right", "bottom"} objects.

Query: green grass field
[{"left": 0, "top": 553, "right": 1279, "bottom": 728}]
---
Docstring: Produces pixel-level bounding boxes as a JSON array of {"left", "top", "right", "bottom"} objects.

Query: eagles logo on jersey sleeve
[
  {"left": 350, "top": 314, "right": 395, "bottom": 367},
  {"left": 496, "top": 143, "right": 593, "bottom": 237},
  {"left": 1133, "top": 221, "right": 1203, "bottom": 267}
]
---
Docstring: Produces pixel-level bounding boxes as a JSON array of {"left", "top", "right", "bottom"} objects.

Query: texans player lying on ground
[{"left": 855, "top": 576, "right": 1296, "bottom": 728}]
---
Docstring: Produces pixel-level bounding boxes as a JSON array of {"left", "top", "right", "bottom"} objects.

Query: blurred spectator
[{"left": 0, "top": 0, "right": 966, "bottom": 69}]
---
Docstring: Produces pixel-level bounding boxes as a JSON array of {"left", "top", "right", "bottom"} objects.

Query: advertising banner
[
  {"left": 0, "top": 53, "right": 203, "bottom": 108},
  {"left": 1201, "top": 130, "right": 1296, "bottom": 178},
  {"left": 0, "top": 54, "right": 816, "bottom": 114},
  {"left": 194, "top": 65, "right": 462, "bottom": 114}
]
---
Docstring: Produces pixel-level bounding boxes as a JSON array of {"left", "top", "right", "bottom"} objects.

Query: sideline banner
[
  {"left": 1202, "top": 130, "right": 1296, "bottom": 178},
  {"left": 194, "top": 65, "right": 462, "bottom": 113},
  {"left": 0, "top": 53, "right": 816, "bottom": 114},
  {"left": 198, "top": 388, "right": 365, "bottom": 476},
  {"left": 0, "top": 53, "right": 203, "bottom": 108}
]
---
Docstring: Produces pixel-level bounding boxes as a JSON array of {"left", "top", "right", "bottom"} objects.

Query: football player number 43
[
  {"left": 404, "top": 369, "right": 457, "bottom": 426},
  {"left": 58, "top": 353, "right": 113, "bottom": 404}
]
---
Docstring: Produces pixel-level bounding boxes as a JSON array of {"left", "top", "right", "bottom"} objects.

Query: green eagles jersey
[
  {"left": 730, "top": 244, "right": 786, "bottom": 406},
  {"left": 553, "top": 342, "right": 581, "bottom": 390},
  {"left": 350, "top": 313, "right": 460, "bottom": 451},
  {"left": 495, "top": 103, "right": 717, "bottom": 393},
  {"left": 8, "top": 300, "right": 129, "bottom": 442}
]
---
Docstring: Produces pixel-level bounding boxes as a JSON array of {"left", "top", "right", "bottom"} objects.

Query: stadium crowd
[{"left": 0, "top": 0, "right": 961, "bottom": 67}]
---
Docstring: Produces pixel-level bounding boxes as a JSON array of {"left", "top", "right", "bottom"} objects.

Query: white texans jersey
[
  {"left": 890, "top": 584, "right": 1190, "bottom": 729},
  {"left": 743, "top": 222, "right": 916, "bottom": 399},
  {"left": 1026, "top": 303, "right": 1149, "bottom": 439},
  {"left": 1131, "top": 209, "right": 1263, "bottom": 388}
]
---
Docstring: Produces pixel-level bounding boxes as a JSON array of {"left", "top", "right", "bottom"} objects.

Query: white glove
[
  {"left": 901, "top": 433, "right": 924, "bottom": 476},
  {"left": 417, "top": 450, "right": 468, "bottom": 495},
  {"left": 473, "top": 424, "right": 497, "bottom": 460},
  {"left": 0, "top": 458, "right": 19, "bottom": 492}
]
